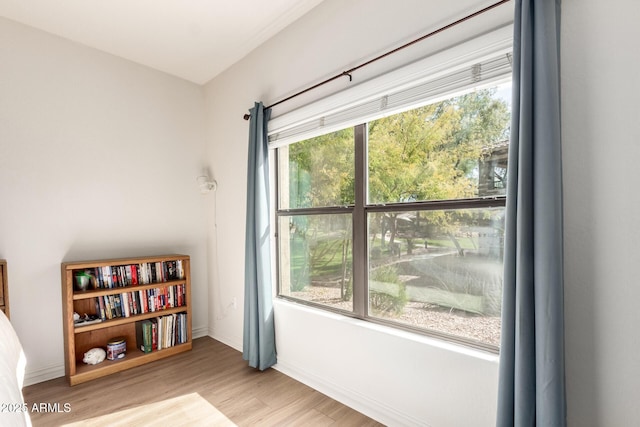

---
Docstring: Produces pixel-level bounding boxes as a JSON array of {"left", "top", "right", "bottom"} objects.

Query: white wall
[
  {"left": 206, "top": 0, "right": 640, "bottom": 425},
  {"left": 204, "top": 1, "right": 512, "bottom": 425},
  {"left": 3, "top": 0, "right": 637, "bottom": 424},
  {"left": 0, "top": 17, "right": 210, "bottom": 384},
  {"left": 562, "top": 1, "right": 640, "bottom": 426}
]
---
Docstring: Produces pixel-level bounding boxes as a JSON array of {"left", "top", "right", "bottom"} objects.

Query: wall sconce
[{"left": 197, "top": 175, "right": 217, "bottom": 194}]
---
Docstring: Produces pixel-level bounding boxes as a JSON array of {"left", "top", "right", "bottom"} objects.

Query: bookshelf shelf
[
  {"left": 72, "top": 279, "right": 187, "bottom": 301},
  {"left": 62, "top": 254, "right": 192, "bottom": 386},
  {"left": 73, "top": 306, "right": 188, "bottom": 333},
  {"left": 71, "top": 343, "right": 192, "bottom": 386}
]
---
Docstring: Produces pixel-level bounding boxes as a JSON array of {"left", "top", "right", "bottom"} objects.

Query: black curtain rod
[{"left": 243, "top": 0, "right": 512, "bottom": 120}]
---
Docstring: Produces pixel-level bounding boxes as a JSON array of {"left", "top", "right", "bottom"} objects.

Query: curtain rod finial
[{"left": 243, "top": 113, "right": 251, "bottom": 120}]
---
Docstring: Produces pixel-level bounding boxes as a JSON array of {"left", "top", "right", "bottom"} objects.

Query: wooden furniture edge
[
  {"left": 69, "top": 342, "right": 192, "bottom": 386},
  {"left": 0, "top": 260, "right": 8, "bottom": 319},
  {"left": 62, "top": 254, "right": 190, "bottom": 270}
]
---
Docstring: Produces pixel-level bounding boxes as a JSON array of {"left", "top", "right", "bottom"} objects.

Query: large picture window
[{"left": 276, "top": 83, "right": 511, "bottom": 350}]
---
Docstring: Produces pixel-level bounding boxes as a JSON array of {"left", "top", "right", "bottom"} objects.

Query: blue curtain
[
  {"left": 243, "top": 102, "right": 277, "bottom": 370},
  {"left": 497, "top": 0, "right": 565, "bottom": 425}
]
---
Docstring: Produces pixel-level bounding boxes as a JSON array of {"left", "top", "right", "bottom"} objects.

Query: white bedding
[{"left": 0, "top": 310, "right": 30, "bottom": 427}]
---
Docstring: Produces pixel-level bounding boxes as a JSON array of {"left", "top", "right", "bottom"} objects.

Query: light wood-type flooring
[{"left": 22, "top": 337, "right": 384, "bottom": 426}]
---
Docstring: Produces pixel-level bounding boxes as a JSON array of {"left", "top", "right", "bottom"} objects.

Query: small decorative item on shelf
[
  {"left": 73, "top": 312, "right": 102, "bottom": 327},
  {"left": 106, "top": 337, "right": 126, "bottom": 360},
  {"left": 82, "top": 348, "right": 106, "bottom": 365},
  {"left": 74, "top": 271, "right": 92, "bottom": 291}
]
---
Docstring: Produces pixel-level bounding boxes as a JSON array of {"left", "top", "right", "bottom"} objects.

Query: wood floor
[{"left": 22, "top": 337, "right": 384, "bottom": 426}]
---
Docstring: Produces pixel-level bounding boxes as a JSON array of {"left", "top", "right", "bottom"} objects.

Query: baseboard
[
  {"left": 24, "top": 363, "right": 65, "bottom": 387},
  {"left": 192, "top": 325, "right": 209, "bottom": 339},
  {"left": 208, "top": 329, "right": 242, "bottom": 352},
  {"left": 274, "top": 358, "right": 428, "bottom": 427}
]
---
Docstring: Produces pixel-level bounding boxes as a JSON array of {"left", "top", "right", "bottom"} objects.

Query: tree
[
  {"left": 286, "top": 129, "right": 354, "bottom": 297},
  {"left": 284, "top": 88, "right": 510, "bottom": 300},
  {"left": 367, "top": 89, "right": 510, "bottom": 251},
  {"left": 287, "top": 128, "right": 354, "bottom": 209},
  {"left": 368, "top": 89, "right": 510, "bottom": 204}
]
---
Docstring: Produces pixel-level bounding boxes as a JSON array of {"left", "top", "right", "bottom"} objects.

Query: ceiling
[{"left": 0, "top": 0, "right": 325, "bottom": 84}]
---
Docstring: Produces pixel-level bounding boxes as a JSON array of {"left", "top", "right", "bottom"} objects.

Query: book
[
  {"left": 102, "top": 266, "right": 112, "bottom": 289},
  {"left": 166, "top": 261, "right": 176, "bottom": 280},
  {"left": 125, "top": 265, "right": 132, "bottom": 285},
  {"left": 94, "top": 267, "right": 104, "bottom": 289},
  {"left": 97, "top": 297, "right": 106, "bottom": 320},
  {"left": 104, "top": 295, "right": 113, "bottom": 319},
  {"left": 121, "top": 293, "right": 130, "bottom": 318},
  {"left": 150, "top": 318, "right": 158, "bottom": 351},
  {"left": 139, "top": 289, "right": 148, "bottom": 313},
  {"left": 176, "top": 260, "right": 184, "bottom": 279},
  {"left": 135, "top": 320, "right": 153, "bottom": 353},
  {"left": 113, "top": 294, "right": 122, "bottom": 318},
  {"left": 131, "top": 264, "right": 138, "bottom": 285},
  {"left": 156, "top": 316, "right": 163, "bottom": 351}
]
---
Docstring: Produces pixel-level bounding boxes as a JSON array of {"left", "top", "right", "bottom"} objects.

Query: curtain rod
[{"left": 243, "top": 0, "right": 512, "bottom": 120}]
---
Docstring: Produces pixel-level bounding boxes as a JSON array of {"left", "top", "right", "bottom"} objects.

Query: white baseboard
[
  {"left": 274, "top": 357, "right": 429, "bottom": 427},
  {"left": 208, "top": 330, "right": 242, "bottom": 352},
  {"left": 192, "top": 325, "right": 209, "bottom": 339},
  {"left": 24, "top": 363, "right": 64, "bottom": 387}
]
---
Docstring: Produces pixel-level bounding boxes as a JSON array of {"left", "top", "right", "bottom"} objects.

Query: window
[
  {"left": 271, "top": 28, "right": 513, "bottom": 350},
  {"left": 276, "top": 83, "right": 510, "bottom": 350}
]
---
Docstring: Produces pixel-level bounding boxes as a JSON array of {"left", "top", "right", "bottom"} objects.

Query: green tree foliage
[
  {"left": 287, "top": 128, "right": 354, "bottom": 208},
  {"left": 285, "top": 88, "right": 510, "bottom": 304},
  {"left": 367, "top": 88, "right": 510, "bottom": 252},
  {"left": 287, "top": 88, "right": 509, "bottom": 209},
  {"left": 368, "top": 89, "right": 510, "bottom": 204}
]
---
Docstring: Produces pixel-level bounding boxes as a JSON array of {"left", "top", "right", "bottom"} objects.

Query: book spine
[
  {"left": 151, "top": 318, "right": 158, "bottom": 351},
  {"left": 113, "top": 294, "right": 122, "bottom": 318},
  {"left": 131, "top": 264, "right": 138, "bottom": 285},
  {"left": 125, "top": 265, "right": 132, "bottom": 286},
  {"left": 140, "top": 290, "right": 148, "bottom": 313},
  {"left": 156, "top": 316, "right": 163, "bottom": 351},
  {"left": 162, "top": 262, "right": 169, "bottom": 282},
  {"left": 171, "top": 313, "right": 177, "bottom": 347},
  {"left": 143, "top": 320, "right": 152, "bottom": 353},
  {"left": 94, "top": 267, "right": 103, "bottom": 289},
  {"left": 122, "top": 293, "right": 130, "bottom": 318},
  {"left": 97, "top": 296, "right": 106, "bottom": 320},
  {"left": 177, "top": 260, "right": 183, "bottom": 279},
  {"left": 104, "top": 296, "right": 112, "bottom": 320},
  {"left": 102, "top": 266, "right": 112, "bottom": 289},
  {"left": 131, "top": 292, "right": 138, "bottom": 315}
]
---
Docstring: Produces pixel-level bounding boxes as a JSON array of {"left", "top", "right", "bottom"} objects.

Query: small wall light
[{"left": 197, "top": 175, "right": 217, "bottom": 194}]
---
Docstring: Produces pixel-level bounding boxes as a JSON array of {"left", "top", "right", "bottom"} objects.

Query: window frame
[
  {"left": 271, "top": 27, "right": 513, "bottom": 353},
  {"left": 275, "top": 119, "right": 507, "bottom": 353}
]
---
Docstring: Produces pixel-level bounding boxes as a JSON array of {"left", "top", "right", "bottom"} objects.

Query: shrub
[{"left": 369, "top": 265, "right": 408, "bottom": 315}]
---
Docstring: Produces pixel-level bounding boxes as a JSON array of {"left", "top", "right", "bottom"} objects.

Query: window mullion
[{"left": 352, "top": 124, "right": 367, "bottom": 317}]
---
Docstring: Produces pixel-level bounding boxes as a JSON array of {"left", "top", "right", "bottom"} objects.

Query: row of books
[
  {"left": 135, "top": 313, "right": 188, "bottom": 353},
  {"left": 93, "top": 284, "right": 186, "bottom": 321},
  {"left": 82, "top": 260, "right": 185, "bottom": 289}
]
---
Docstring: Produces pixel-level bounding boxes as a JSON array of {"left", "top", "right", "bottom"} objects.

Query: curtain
[
  {"left": 497, "top": 0, "right": 565, "bottom": 425},
  {"left": 243, "top": 102, "right": 277, "bottom": 370}
]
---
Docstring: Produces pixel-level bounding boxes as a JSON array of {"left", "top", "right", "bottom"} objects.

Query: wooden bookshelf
[
  {"left": 61, "top": 254, "right": 192, "bottom": 386},
  {"left": 0, "top": 259, "right": 8, "bottom": 319}
]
